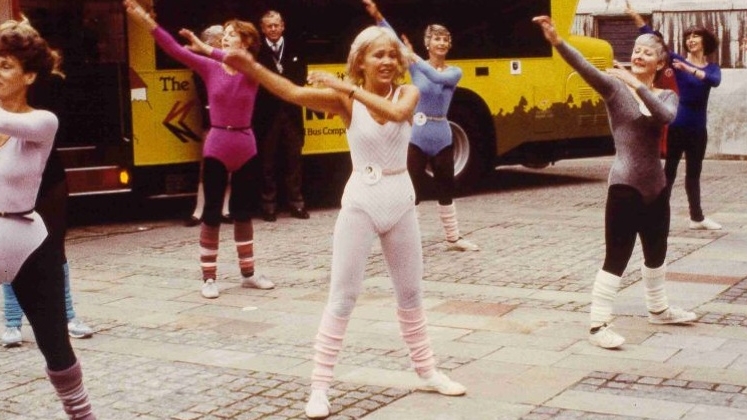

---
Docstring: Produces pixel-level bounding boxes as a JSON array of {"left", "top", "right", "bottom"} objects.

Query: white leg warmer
[
  {"left": 438, "top": 203, "right": 460, "bottom": 242},
  {"left": 590, "top": 270, "right": 622, "bottom": 328},
  {"left": 397, "top": 306, "right": 436, "bottom": 377},
  {"left": 642, "top": 263, "right": 669, "bottom": 313},
  {"left": 310, "top": 310, "right": 350, "bottom": 391}
]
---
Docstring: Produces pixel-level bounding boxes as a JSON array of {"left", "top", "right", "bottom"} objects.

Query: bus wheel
[{"left": 425, "top": 120, "right": 488, "bottom": 195}]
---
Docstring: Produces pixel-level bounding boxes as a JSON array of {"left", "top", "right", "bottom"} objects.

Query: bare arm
[
  {"left": 123, "top": 0, "right": 157, "bottom": 31},
  {"left": 362, "top": 0, "right": 384, "bottom": 24},
  {"left": 624, "top": 0, "right": 646, "bottom": 29}
]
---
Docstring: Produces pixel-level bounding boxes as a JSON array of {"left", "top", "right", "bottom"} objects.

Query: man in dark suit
[{"left": 254, "top": 10, "right": 308, "bottom": 221}]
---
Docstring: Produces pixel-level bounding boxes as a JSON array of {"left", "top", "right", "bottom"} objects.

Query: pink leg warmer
[
  {"left": 310, "top": 310, "right": 350, "bottom": 391},
  {"left": 397, "top": 306, "right": 436, "bottom": 377},
  {"left": 234, "top": 220, "right": 254, "bottom": 277},
  {"left": 46, "top": 360, "right": 96, "bottom": 419}
]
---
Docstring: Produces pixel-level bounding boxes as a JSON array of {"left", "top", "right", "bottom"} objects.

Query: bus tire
[{"left": 447, "top": 105, "right": 493, "bottom": 195}]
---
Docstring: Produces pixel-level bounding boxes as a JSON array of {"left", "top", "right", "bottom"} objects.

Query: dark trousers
[
  {"left": 202, "top": 157, "right": 256, "bottom": 226},
  {"left": 602, "top": 185, "right": 669, "bottom": 276},
  {"left": 259, "top": 110, "right": 305, "bottom": 212},
  {"left": 664, "top": 126, "right": 708, "bottom": 222},
  {"left": 407, "top": 144, "right": 455, "bottom": 205},
  {"left": 12, "top": 237, "right": 76, "bottom": 371}
]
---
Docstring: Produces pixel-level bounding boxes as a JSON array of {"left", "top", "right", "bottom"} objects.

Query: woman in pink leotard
[{"left": 124, "top": 0, "right": 275, "bottom": 299}]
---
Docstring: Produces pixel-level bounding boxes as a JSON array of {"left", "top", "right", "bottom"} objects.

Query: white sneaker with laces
[
  {"left": 67, "top": 318, "right": 94, "bottom": 339},
  {"left": 648, "top": 306, "right": 697, "bottom": 324},
  {"left": 1, "top": 327, "right": 22, "bottom": 348},
  {"left": 201, "top": 279, "right": 219, "bottom": 299},
  {"left": 241, "top": 274, "right": 275, "bottom": 290},
  {"left": 589, "top": 324, "right": 625, "bottom": 349},
  {"left": 446, "top": 237, "right": 479, "bottom": 252},
  {"left": 420, "top": 370, "right": 467, "bottom": 396},
  {"left": 689, "top": 217, "right": 722, "bottom": 230},
  {"left": 304, "top": 389, "right": 330, "bottom": 419}
]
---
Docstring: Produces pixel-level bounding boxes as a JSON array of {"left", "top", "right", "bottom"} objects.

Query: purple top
[{"left": 152, "top": 26, "right": 259, "bottom": 171}]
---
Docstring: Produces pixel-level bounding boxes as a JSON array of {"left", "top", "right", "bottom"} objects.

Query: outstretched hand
[
  {"left": 361, "top": 0, "right": 384, "bottom": 22},
  {"left": 123, "top": 0, "right": 156, "bottom": 29},
  {"left": 179, "top": 28, "right": 211, "bottom": 55},
  {"left": 606, "top": 66, "right": 643, "bottom": 89},
  {"left": 532, "top": 16, "right": 561, "bottom": 46}
]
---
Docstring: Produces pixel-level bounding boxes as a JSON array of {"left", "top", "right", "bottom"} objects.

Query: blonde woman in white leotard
[{"left": 221, "top": 25, "right": 466, "bottom": 419}]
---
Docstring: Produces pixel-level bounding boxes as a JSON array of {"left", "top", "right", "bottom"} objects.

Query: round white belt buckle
[
  {"left": 413, "top": 112, "right": 427, "bottom": 126},
  {"left": 362, "top": 163, "right": 382, "bottom": 185}
]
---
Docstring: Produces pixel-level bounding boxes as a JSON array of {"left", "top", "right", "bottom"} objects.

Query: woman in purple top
[
  {"left": 626, "top": 2, "right": 722, "bottom": 230},
  {"left": 534, "top": 15, "right": 697, "bottom": 350},
  {"left": 363, "top": 0, "right": 479, "bottom": 252},
  {"left": 124, "top": 0, "right": 275, "bottom": 299},
  {"left": 0, "top": 18, "right": 96, "bottom": 419}
]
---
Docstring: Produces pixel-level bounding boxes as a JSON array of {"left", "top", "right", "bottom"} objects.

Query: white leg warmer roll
[
  {"left": 397, "top": 306, "right": 436, "bottom": 377},
  {"left": 310, "top": 310, "right": 350, "bottom": 391},
  {"left": 437, "top": 203, "right": 460, "bottom": 242},
  {"left": 590, "top": 270, "right": 622, "bottom": 328},
  {"left": 642, "top": 263, "right": 669, "bottom": 313}
]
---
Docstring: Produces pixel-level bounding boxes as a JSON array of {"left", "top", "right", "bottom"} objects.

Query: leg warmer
[
  {"left": 642, "top": 263, "right": 668, "bottom": 313},
  {"left": 397, "top": 306, "right": 436, "bottom": 377},
  {"left": 310, "top": 310, "right": 349, "bottom": 391},
  {"left": 47, "top": 360, "right": 96, "bottom": 419},
  {"left": 590, "top": 270, "right": 622, "bottom": 328},
  {"left": 234, "top": 221, "right": 254, "bottom": 277},
  {"left": 199, "top": 224, "right": 220, "bottom": 281},
  {"left": 438, "top": 203, "right": 460, "bottom": 242}
]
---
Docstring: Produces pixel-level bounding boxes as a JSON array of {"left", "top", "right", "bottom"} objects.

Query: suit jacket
[{"left": 253, "top": 36, "right": 307, "bottom": 133}]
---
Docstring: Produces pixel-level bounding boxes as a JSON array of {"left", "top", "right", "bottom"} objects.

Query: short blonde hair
[
  {"left": 424, "top": 24, "right": 451, "bottom": 48},
  {"left": 345, "top": 26, "right": 407, "bottom": 86}
]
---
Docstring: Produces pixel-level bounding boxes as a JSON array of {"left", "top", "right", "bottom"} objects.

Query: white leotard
[{"left": 0, "top": 108, "right": 57, "bottom": 283}]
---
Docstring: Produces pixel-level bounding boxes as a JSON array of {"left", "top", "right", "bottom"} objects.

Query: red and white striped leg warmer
[
  {"left": 199, "top": 224, "right": 220, "bottom": 281},
  {"left": 310, "top": 310, "right": 349, "bottom": 391},
  {"left": 234, "top": 220, "right": 254, "bottom": 277},
  {"left": 397, "top": 306, "right": 436, "bottom": 377},
  {"left": 46, "top": 360, "right": 96, "bottom": 419}
]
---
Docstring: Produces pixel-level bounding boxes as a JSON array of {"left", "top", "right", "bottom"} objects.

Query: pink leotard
[{"left": 152, "top": 27, "right": 258, "bottom": 171}]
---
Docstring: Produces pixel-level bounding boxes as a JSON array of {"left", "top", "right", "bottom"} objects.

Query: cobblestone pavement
[{"left": 1, "top": 157, "right": 746, "bottom": 419}]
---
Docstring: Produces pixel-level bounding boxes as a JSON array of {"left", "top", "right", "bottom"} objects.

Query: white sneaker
[
  {"left": 648, "top": 306, "right": 697, "bottom": 324},
  {"left": 241, "top": 274, "right": 275, "bottom": 290},
  {"left": 589, "top": 324, "right": 625, "bottom": 349},
  {"left": 446, "top": 237, "right": 479, "bottom": 252},
  {"left": 420, "top": 370, "right": 467, "bottom": 396},
  {"left": 67, "top": 318, "right": 94, "bottom": 339},
  {"left": 201, "top": 279, "right": 220, "bottom": 299},
  {"left": 689, "top": 217, "right": 722, "bottom": 230},
  {"left": 1, "top": 327, "right": 22, "bottom": 348},
  {"left": 304, "top": 388, "right": 330, "bottom": 419}
]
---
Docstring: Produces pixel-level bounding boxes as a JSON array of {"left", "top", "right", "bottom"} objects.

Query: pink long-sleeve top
[
  {"left": 0, "top": 107, "right": 58, "bottom": 282},
  {"left": 152, "top": 26, "right": 259, "bottom": 171}
]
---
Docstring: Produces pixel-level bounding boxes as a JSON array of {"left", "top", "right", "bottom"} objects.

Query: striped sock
[
  {"left": 199, "top": 224, "right": 220, "bottom": 280},
  {"left": 234, "top": 221, "right": 254, "bottom": 277},
  {"left": 46, "top": 361, "right": 96, "bottom": 419}
]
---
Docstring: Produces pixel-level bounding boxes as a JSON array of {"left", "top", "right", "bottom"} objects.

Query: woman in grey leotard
[{"left": 534, "top": 16, "right": 697, "bottom": 350}]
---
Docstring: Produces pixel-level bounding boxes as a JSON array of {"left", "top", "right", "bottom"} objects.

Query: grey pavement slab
[{"left": 3, "top": 158, "right": 747, "bottom": 419}]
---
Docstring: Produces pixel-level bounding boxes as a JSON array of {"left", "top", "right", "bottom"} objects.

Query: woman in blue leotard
[{"left": 364, "top": 0, "right": 479, "bottom": 252}]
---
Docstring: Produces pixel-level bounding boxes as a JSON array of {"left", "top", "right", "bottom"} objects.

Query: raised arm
[
  {"left": 624, "top": 1, "right": 646, "bottom": 29},
  {"left": 533, "top": 16, "right": 616, "bottom": 97},
  {"left": 0, "top": 108, "right": 58, "bottom": 145},
  {"left": 362, "top": 0, "right": 384, "bottom": 24}
]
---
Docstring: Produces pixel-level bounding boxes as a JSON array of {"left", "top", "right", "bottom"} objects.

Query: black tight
[
  {"left": 202, "top": 158, "right": 257, "bottom": 226},
  {"left": 602, "top": 185, "right": 669, "bottom": 276},
  {"left": 407, "top": 144, "right": 455, "bottom": 205},
  {"left": 664, "top": 126, "right": 707, "bottom": 222},
  {"left": 12, "top": 238, "right": 75, "bottom": 371}
]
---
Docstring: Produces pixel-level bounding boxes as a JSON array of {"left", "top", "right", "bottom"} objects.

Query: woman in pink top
[
  {"left": 0, "top": 18, "right": 96, "bottom": 419},
  {"left": 125, "top": 0, "right": 275, "bottom": 299}
]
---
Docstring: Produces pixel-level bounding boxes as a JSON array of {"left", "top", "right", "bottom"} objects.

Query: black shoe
[
  {"left": 290, "top": 206, "right": 310, "bottom": 219},
  {"left": 261, "top": 210, "right": 277, "bottom": 222},
  {"left": 184, "top": 216, "right": 201, "bottom": 227}
]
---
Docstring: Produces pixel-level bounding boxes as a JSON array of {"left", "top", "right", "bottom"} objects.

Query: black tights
[
  {"left": 602, "top": 185, "right": 669, "bottom": 277},
  {"left": 664, "top": 126, "right": 707, "bottom": 222},
  {"left": 202, "top": 157, "right": 257, "bottom": 226},
  {"left": 12, "top": 238, "right": 75, "bottom": 371},
  {"left": 407, "top": 144, "right": 455, "bottom": 205}
]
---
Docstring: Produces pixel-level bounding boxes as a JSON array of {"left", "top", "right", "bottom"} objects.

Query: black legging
[
  {"left": 202, "top": 157, "right": 257, "bottom": 226},
  {"left": 407, "top": 144, "right": 455, "bottom": 205},
  {"left": 664, "top": 126, "right": 707, "bottom": 222},
  {"left": 602, "top": 184, "right": 669, "bottom": 276},
  {"left": 12, "top": 237, "right": 75, "bottom": 371}
]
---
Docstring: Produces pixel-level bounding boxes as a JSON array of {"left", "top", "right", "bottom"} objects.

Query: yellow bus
[{"left": 9, "top": 0, "right": 614, "bottom": 197}]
